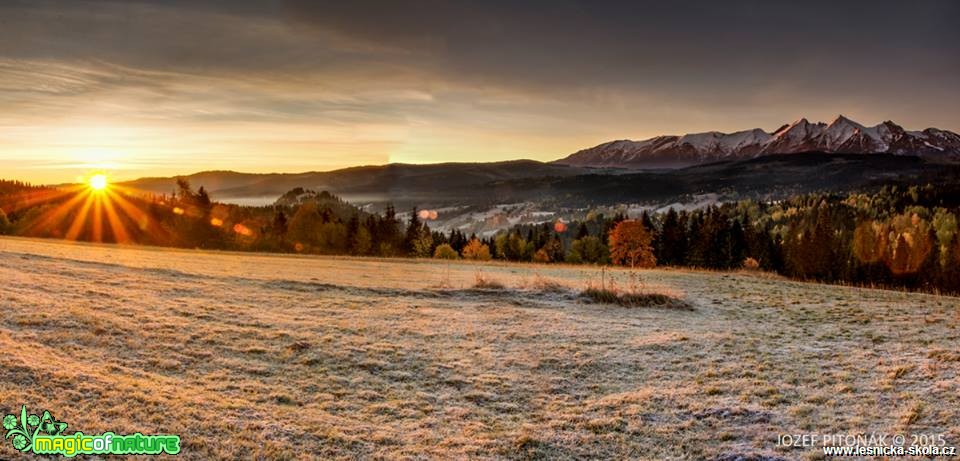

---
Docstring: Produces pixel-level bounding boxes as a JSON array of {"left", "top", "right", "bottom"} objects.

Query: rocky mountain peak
[{"left": 554, "top": 117, "right": 960, "bottom": 169}]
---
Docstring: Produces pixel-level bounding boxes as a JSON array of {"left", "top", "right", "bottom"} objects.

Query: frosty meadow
[
  {"left": 2, "top": 1, "right": 959, "bottom": 459},
  {"left": 1, "top": 237, "right": 958, "bottom": 459}
]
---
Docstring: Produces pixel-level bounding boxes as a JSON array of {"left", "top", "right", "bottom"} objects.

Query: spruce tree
[
  {"left": 273, "top": 209, "right": 288, "bottom": 239},
  {"left": 404, "top": 207, "right": 423, "bottom": 255}
]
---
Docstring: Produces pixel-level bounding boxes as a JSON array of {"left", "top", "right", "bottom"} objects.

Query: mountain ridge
[{"left": 554, "top": 116, "right": 960, "bottom": 169}]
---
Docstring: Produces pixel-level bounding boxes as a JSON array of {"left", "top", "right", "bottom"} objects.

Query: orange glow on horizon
[{"left": 14, "top": 179, "right": 168, "bottom": 245}]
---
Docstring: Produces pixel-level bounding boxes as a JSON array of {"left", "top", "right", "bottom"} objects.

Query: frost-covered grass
[{"left": 1, "top": 236, "right": 959, "bottom": 460}]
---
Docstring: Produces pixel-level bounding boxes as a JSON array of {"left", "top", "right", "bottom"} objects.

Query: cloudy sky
[{"left": 1, "top": 0, "right": 958, "bottom": 184}]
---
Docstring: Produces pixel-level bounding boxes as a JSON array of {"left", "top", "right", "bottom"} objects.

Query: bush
[
  {"left": 532, "top": 248, "right": 551, "bottom": 263},
  {"left": 433, "top": 243, "right": 459, "bottom": 260},
  {"left": 742, "top": 257, "right": 761, "bottom": 271}
]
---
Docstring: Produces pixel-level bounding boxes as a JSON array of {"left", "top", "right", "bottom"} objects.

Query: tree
[
  {"left": 461, "top": 238, "right": 491, "bottom": 261},
  {"left": 641, "top": 210, "right": 657, "bottom": 254},
  {"left": 608, "top": 220, "right": 656, "bottom": 268},
  {"left": 0, "top": 208, "right": 10, "bottom": 235},
  {"left": 570, "top": 236, "right": 608, "bottom": 264},
  {"left": 945, "top": 236, "right": 960, "bottom": 293},
  {"left": 656, "top": 208, "right": 686, "bottom": 265},
  {"left": 603, "top": 212, "right": 627, "bottom": 245},
  {"left": 411, "top": 226, "right": 434, "bottom": 257},
  {"left": 808, "top": 204, "right": 837, "bottom": 279},
  {"left": 433, "top": 243, "right": 459, "bottom": 260},
  {"left": 176, "top": 178, "right": 194, "bottom": 203},
  {"left": 196, "top": 186, "right": 212, "bottom": 209},
  {"left": 704, "top": 208, "right": 733, "bottom": 269},
  {"left": 542, "top": 236, "right": 564, "bottom": 263},
  {"left": 729, "top": 219, "right": 748, "bottom": 268},
  {"left": 494, "top": 233, "right": 509, "bottom": 259},
  {"left": 404, "top": 207, "right": 423, "bottom": 255},
  {"left": 767, "top": 233, "right": 785, "bottom": 273},
  {"left": 575, "top": 222, "right": 589, "bottom": 240},
  {"left": 890, "top": 233, "right": 912, "bottom": 276},
  {"left": 685, "top": 212, "right": 706, "bottom": 267},
  {"left": 495, "top": 231, "right": 530, "bottom": 261},
  {"left": 933, "top": 208, "right": 958, "bottom": 268},
  {"left": 273, "top": 209, "right": 288, "bottom": 238},
  {"left": 351, "top": 224, "right": 373, "bottom": 255},
  {"left": 919, "top": 228, "right": 941, "bottom": 290},
  {"left": 316, "top": 221, "right": 348, "bottom": 253},
  {"left": 377, "top": 205, "right": 402, "bottom": 256},
  {"left": 287, "top": 202, "right": 321, "bottom": 250},
  {"left": 449, "top": 229, "right": 468, "bottom": 253},
  {"left": 853, "top": 221, "right": 882, "bottom": 264}
]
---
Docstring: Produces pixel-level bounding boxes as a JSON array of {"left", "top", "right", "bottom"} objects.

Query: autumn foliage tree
[
  {"left": 433, "top": 243, "right": 458, "bottom": 260},
  {"left": 608, "top": 220, "right": 656, "bottom": 268},
  {"left": 461, "top": 238, "right": 492, "bottom": 261},
  {"left": 0, "top": 208, "right": 10, "bottom": 235}
]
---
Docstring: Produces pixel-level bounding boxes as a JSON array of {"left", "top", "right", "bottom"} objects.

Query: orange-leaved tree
[
  {"left": 461, "top": 238, "right": 492, "bottom": 261},
  {"left": 608, "top": 220, "right": 656, "bottom": 268}
]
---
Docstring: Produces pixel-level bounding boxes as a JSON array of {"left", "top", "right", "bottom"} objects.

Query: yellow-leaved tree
[{"left": 461, "top": 238, "right": 492, "bottom": 261}]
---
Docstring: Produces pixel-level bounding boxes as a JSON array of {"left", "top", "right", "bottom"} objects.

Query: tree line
[
  {"left": 1, "top": 179, "right": 958, "bottom": 294},
  {"left": 487, "top": 184, "right": 960, "bottom": 294}
]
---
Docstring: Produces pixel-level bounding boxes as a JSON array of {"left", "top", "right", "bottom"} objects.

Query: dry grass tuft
[
  {"left": 581, "top": 279, "right": 690, "bottom": 309},
  {"left": 900, "top": 402, "right": 925, "bottom": 427},
  {"left": 473, "top": 271, "right": 506, "bottom": 289},
  {"left": 522, "top": 274, "right": 569, "bottom": 293},
  {"left": 886, "top": 364, "right": 914, "bottom": 382},
  {"left": 287, "top": 340, "right": 312, "bottom": 353},
  {"left": 928, "top": 349, "right": 960, "bottom": 362}
]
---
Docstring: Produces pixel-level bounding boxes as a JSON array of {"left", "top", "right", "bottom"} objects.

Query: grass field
[{"left": 1, "top": 236, "right": 959, "bottom": 460}]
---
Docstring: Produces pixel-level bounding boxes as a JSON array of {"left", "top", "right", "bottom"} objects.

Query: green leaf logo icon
[{"left": 3, "top": 406, "right": 67, "bottom": 453}]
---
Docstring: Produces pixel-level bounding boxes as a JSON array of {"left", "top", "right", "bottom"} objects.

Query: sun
[{"left": 88, "top": 174, "right": 109, "bottom": 191}]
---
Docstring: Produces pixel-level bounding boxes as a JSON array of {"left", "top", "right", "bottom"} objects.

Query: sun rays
[{"left": 16, "top": 176, "right": 160, "bottom": 244}]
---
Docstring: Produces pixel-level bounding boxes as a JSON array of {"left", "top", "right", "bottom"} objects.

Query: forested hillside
[{"left": 2, "top": 178, "right": 958, "bottom": 294}]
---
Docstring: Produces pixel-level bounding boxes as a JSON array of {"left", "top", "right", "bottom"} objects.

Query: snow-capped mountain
[{"left": 555, "top": 116, "right": 960, "bottom": 169}]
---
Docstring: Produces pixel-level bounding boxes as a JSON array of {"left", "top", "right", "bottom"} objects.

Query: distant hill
[
  {"left": 118, "top": 153, "right": 959, "bottom": 213},
  {"left": 273, "top": 187, "right": 368, "bottom": 219},
  {"left": 121, "top": 160, "right": 593, "bottom": 206},
  {"left": 554, "top": 116, "right": 960, "bottom": 169}
]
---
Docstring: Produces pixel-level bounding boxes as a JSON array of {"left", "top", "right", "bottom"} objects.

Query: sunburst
[
  {"left": 13, "top": 173, "right": 168, "bottom": 245},
  {"left": 89, "top": 174, "right": 109, "bottom": 192}
]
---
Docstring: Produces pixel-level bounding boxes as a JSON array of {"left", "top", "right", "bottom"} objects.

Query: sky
[{"left": 1, "top": 0, "right": 958, "bottom": 184}]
